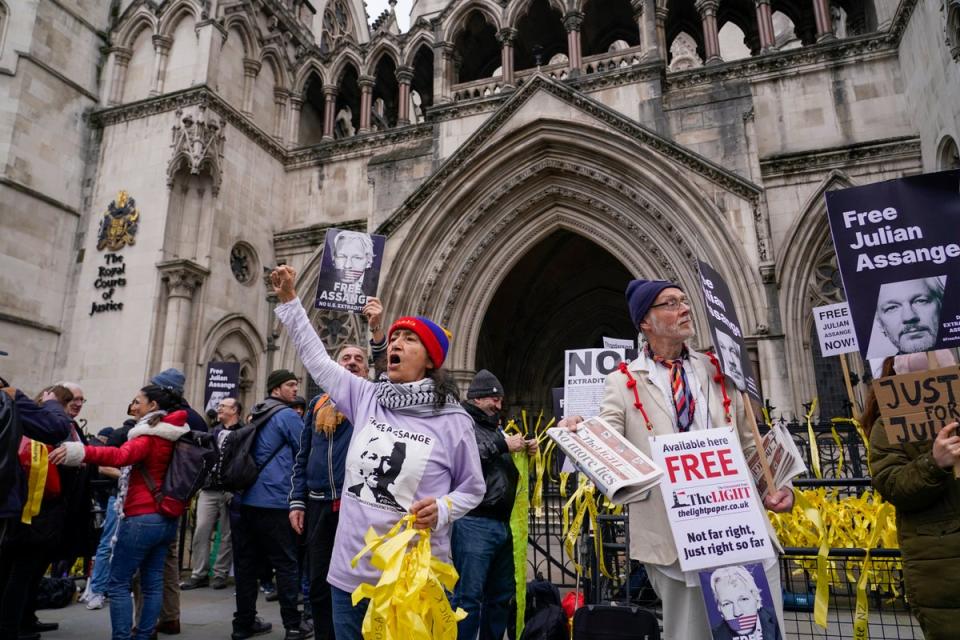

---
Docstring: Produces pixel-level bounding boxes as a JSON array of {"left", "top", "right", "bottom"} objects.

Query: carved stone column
[
  {"left": 322, "top": 86, "right": 337, "bottom": 139},
  {"left": 637, "top": 0, "right": 660, "bottom": 59},
  {"left": 563, "top": 12, "right": 584, "bottom": 74},
  {"left": 287, "top": 96, "right": 303, "bottom": 146},
  {"left": 497, "top": 28, "right": 517, "bottom": 86},
  {"left": 656, "top": 6, "right": 669, "bottom": 61},
  {"left": 273, "top": 87, "right": 289, "bottom": 142},
  {"left": 396, "top": 66, "right": 413, "bottom": 125},
  {"left": 156, "top": 259, "right": 209, "bottom": 374},
  {"left": 241, "top": 58, "right": 261, "bottom": 116},
  {"left": 695, "top": 0, "right": 722, "bottom": 64},
  {"left": 358, "top": 75, "right": 375, "bottom": 133},
  {"left": 812, "top": 0, "right": 836, "bottom": 41},
  {"left": 435, "top": 42, "right": 455, "bottom": 103},
  {"left": 755, "top": 0, "right": 777, "bottom": 51},
  {"left": 150, "top": 35, "right": 173, "bottom": 96},
  {"left": 193, "top": 19, "right": 226, "bottom": 86},
  {"left": 108, "top": 48, "right": 132, "bottom": 105}
]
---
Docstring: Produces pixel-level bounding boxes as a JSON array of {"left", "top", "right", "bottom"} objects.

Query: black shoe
[
  {"left": 23, "top": 621, "right": 59, "bottom": 632},
  {"left": 264, "top": 589, "right": 279, "bottom": 603},
  {"left": 180, "top": 576, "right": 209, "bottom": 590},
  {"left": 211, "top": 577, "right": 229, "bottom": 590},
  {"left": 283, "top": 623, "right": 314, "bottom": 640},
  {"left": 231, "top": 618, "right": 272, "bottom": 640}
]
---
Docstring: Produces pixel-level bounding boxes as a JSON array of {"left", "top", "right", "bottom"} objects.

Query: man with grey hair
[
  {"left": 874, "top": 276, "right": 945, "bottom": 355},
  {"left": 333, "top": 230, "right": 375, "bottom": 287},
  {"left": 709, "top": 565, "right": 782, "bottom": 639}
]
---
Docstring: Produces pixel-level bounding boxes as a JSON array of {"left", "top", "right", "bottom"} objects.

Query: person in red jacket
[{"left": 51, "top": 384, "right": 189, "bottom": 640}]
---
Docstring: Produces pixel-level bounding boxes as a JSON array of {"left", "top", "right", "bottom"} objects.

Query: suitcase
[{"left": 572, "top": 603, "right": 660, "bottom": 640}]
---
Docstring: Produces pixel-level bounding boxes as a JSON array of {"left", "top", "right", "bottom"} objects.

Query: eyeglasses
[
  {"left": 649, "top": 297, "right": 690, "bottom": 311},
  {"left": 71, "top": 397, "right": 87, "bottom": 405}
]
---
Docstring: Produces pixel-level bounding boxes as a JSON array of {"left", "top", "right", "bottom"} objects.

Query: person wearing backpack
[
  {"left": 49, "top": 384, "right": 189, "bottom": 640},
  {"left": 231, "top": 370, "right": 312, "bottom": 640}
]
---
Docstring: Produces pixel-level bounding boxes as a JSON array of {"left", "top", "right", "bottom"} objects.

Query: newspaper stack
[
  {"left": 547, "top": 417, "right": 663, "bottom": 504},
  {"left": 746, "top": 423, "right": 807, "bottom": 500}
]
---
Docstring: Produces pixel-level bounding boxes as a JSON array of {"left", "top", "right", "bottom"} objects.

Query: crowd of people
[{"left": 1, "top": 265, "right": 958, "bottom": 640}]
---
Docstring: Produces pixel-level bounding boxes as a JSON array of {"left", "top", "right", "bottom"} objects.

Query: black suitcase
[{"left": 572, "top": 603, "right": 660, "bottom": 640}]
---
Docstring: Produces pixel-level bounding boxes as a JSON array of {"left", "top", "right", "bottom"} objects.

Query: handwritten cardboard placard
[{"left": 873, "top": 365, "right": 960, "bottom": 443}]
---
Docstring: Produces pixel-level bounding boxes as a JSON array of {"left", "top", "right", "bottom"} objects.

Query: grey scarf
[{"left": 374, "top": 378, "right": 463, "bottom": 417}]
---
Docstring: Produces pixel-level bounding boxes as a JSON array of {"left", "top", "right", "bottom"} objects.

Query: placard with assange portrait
[
  {"left": 826, "top": 170, "right": 960, "bottom": 359},
  {"left": 314, "top": 228, "right": 386, "bottom": 314},
  {"left": 697, "top": 260, "right": 762, "bottom": 402}
]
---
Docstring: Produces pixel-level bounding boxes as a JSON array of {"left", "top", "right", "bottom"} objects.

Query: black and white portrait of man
[
  {"left": 869, "top": 276, "right": 945, "bottom": 357},
  {"left": 715, "top": 329, "right": 746, "bottom": 391},
  {"left": 347, "top": 435, "right": 406, "bottom": 511}
]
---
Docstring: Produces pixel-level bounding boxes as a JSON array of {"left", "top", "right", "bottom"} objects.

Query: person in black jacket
[{"left": 451, "top": 370, "right": 537, "bottom": 640}]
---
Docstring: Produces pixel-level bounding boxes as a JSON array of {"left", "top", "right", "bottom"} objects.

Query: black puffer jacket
[{"left": 463, "top": 402, "right": 518, "bottom": 522}]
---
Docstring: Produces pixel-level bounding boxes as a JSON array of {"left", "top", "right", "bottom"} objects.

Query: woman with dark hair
[
  {"left": 270, "top": 265, "right": 485, "bottom": 640},
  {"left": 861, "top": 350, "right": 960, "bottom": 639},
  {"left": 50, "top": 384, "right": 190, "bottom": 640}
]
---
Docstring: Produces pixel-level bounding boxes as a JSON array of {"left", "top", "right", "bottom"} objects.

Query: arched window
[
  {"left": 807, "top": 242, "right": 853, "bottom": 419},
  {"left": 0, "top": 1, "right": 9, "bottom": 54},
  {"left": 335, "top": 63, "right": 361, "bottom": 138},
  {"left": 453, "top": 10, "right": 500, "bottom": 83},
  {"left": 664, "top": 0, "right": 707, "bottom": 66},
  {"left": 409, "top": 44, "right": 434, "bottom": 122},
  {"left": 299, "top": 72, "right": 325, "bottom": 145},
  {"left": 947, "top": 0, "right": 960, "bottom": 62},
  {"left": 371, "top": 54, "right": 398, "bottom": 130},
  {"left": 581, "top": 0, "right": 639, "bottom": 56},
  {"left": 833, "top": 0, "right": 877, "bottom": 36},
  {"left": 938, "top": 136, "right": 960, "bottom": 170},
  {"left": 514, "top": 0, "right": 567, "bottom": 72}
]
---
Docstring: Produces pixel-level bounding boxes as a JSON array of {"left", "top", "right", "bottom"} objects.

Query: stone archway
[{"left": 475, "top": 229, "right": 636, "bottom": 412}]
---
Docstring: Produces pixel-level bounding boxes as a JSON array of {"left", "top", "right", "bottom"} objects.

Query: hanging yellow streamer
[
  {"left": 792, "top": 489, "right": 831, "bottom": 629},
  {"left": 832, "top": 417, "right": 870, "bottom": 462},
  {"left": 561, "top": 477, "right": 617, "bottom": 581},
  {"left": 350, "top": 515, "right": 466, "bottom": 640},
  {"left": 510, "top": 448, "right": 530, "bottom": 640},
  {"left": 852, "top": 502, "right": 894, "bottom": 640},
  {"left": 829, "top": 421, "right": 846, "bottom": 476},
  {"left": 21, "top": 440, "right": 48, "bottom": 525},
  {"left": 805, "top": 399, "right": 822, "bottom": 480}
]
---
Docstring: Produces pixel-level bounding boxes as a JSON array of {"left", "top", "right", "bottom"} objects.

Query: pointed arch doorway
[{"left": 475, "top": 229, "right": 635, "bottom": 413}]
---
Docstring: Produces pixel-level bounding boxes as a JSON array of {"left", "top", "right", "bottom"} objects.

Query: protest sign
[
  {"left": 551, "top": 387, "right": 564, "bottom": 422},
  {"left": 813, "top": 302, "right": 860, "bottom": 357},
  {"left": 648, "top": 427, "right": 774, "bottom": 572},
  {"left": 699, "top": 563, "right": 782, "bottom": 640},
  {"left": 602, "top": 337, "right": 635, "bottom": 350},
  {"left": 204, "top": 361, "right": 240, "bottom": 413},
  {"left": 547, "top": 417, "right": 663, "bottom": 503},
  {"left": 872, "top": 365, "right": 960, "bottom": 443},
  {"left": 697, "top": 260, "right": 761, "bottom": 402},
  {"left": 563, "top": 348, "right": 625, "bottom": 419},
  {"left": 825, "top": 170, "right": 960, "bottom": 359},
  {"left": 314, "top": 228, "right": 386, "bottom": 313}
]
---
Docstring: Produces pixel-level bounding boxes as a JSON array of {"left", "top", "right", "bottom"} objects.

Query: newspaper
[
  {"left": 746, "top": 423, "right": 807, "bottom": 500},
  {"left": 547, "top": 417, "right": 663, "bottom": 504}
]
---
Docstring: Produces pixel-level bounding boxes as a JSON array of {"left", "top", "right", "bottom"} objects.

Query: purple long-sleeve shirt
[{"left": 276, "top": 299, "right": 485, "bottom": 593}]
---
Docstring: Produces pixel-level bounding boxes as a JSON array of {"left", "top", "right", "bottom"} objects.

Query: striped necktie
[{"left": 649, "top": 346, "right": 696, "bottom": 432}]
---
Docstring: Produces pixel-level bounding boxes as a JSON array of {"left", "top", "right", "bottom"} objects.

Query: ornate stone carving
[
  {"left": 168, "top": 105, "right": 226, "bottom": 195},
  {"left": 157, "top": 258, "right": 210, "bottom": 299},
  {"left": 230, "top": 242, "right": 258, "bottom": 285},
  {"left": 946, "top": 0, "right": 960, "bottom": 61},
  {"left": 668, "top": 32, "right": 703, "bottom": 71}
]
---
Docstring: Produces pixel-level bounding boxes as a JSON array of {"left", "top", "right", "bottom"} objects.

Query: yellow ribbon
[
  {"left": 350, "top": 515, "right": 466, "bottom": 640},
  {"left": 561, "top": 477, "right": 617, "bottom": 581},
  {"left": 853, "top": 502, "right": 894, "bottom": 640},
  {"left": 829, "top": 420, "right": 846, "bottom": 477},
  {"left": 793, "top": 489, "right": 830, "bottom": 628},
  {"left": 21, "top": 440, "right": 48, "bottom": 525},
  {"left": 806, "top": 399, "right": 822, "bottom": 480},
  {"left": 510, "top": 449, "right": 530, "bottom": 639}
]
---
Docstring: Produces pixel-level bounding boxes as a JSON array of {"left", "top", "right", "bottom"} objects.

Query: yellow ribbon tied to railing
[
  {"left": 793, "top": 489, "right": 831, "bottom": 629},
  {"left": 350, "top": 514, "right": 466, "bottom": 640},
  {"left": 853, "top": 501, "right": 894, "bottom": 640},
  {"left": 561, "top": 476, "right": 617, "bottom": 581},
  {"left": 21, "top": 440, "right": 49, "bottom": 525},
  {"left": 805, "top": 399, "right": 822, "bottom": 480}
]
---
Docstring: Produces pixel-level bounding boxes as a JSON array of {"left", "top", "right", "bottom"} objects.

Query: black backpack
[
  {"left": 0, "top": 387, "right": 22, "bottom": 503},
  {"left": 519, "top": 577, "right": 568, "bottom": 640},
  {"left": 208, "top": 400, "right": 289, "bottom": 492},
  {"left": 138, "top": 429, "right": 217, "bottom": 518}
]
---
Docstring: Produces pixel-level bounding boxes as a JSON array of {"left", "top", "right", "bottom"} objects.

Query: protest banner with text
[
  {"left": 697, "top": 260, "right": 762, "bottom": 402},
  {"left": 873, "top": 365, "right": 960, "bottom": 443},
  {"left": 314, "top": 228, "right": 386, "bottom": 313},
  {"left": 813, "top": 302, "right": 860, "bottom": 357},
  {"left": 826, "top": 170, "right": 960, "bottom": 359},
  {"left": 563, "top": 348, "right": 625, "bottom": 418},
  {"left": 649, "top": 427, "right": 775, "bottom": 572},
  {"left": 204, "top": 362, "right": 240, "bottom": 414}
]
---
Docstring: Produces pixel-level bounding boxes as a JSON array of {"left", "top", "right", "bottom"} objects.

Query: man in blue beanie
[{"left": 559, "top": 279, "right": 794, "bottom": 640}]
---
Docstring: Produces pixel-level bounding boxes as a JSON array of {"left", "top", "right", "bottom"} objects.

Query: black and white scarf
[{"left": 374, "top": 378, "right": 463, "bottom": 417}]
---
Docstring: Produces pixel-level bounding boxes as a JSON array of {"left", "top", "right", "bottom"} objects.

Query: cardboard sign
[
  {"left": 813, "top": 302, "right": 860, "bottom": 357},
  {"left": 602, "top": 337, "right": 635, "bottom": 350},
  {"left": 204, "top": 361, "right": 241, "bottom": 414},
  {"left": 826, "top": 170, "right": 960, "bottom": 359},
  {"left": 698, "top": 260, "right": 762, "bottom": 401},
  {"left": 314, "top": 228, "right": 386, "bottom": 313},
  {"left": 649, "top": 427, "right": 774, "bottom": 572},
  {"left": 873, "top": 365, "right": 960, "bottom": 443},
  {"left": 699, "top": 563, "right": 783, "bottom": 640},
  {"left": 562, "top": 348, "right": 625, "bottom": 419}
]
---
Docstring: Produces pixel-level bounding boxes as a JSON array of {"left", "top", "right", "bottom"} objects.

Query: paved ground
[{"left": 38, "top": 580, "right": 294, "bottom": 639}]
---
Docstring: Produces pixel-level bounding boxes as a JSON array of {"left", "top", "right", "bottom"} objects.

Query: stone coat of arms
[{"left": 97, "top": 191, "right": 140, "bottom": 251}]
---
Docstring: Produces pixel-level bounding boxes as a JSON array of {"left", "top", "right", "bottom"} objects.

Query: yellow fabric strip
[
  {"left": 21, "top": 441, "right": 48, "bottom": 525},
  {"left": 806, "top": 399, "right": 822, "bottom": 480}
]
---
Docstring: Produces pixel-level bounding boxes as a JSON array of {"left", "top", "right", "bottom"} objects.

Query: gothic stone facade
[{"left": 1, "top": 0, "right": 958, "bottom": 426}]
